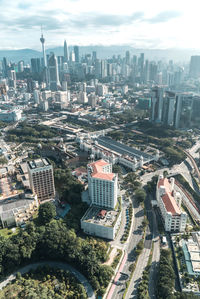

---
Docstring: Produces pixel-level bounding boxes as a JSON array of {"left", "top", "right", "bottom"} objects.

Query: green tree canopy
[{"left": 38, "top": 202, "right": 56, "bottom": 225}]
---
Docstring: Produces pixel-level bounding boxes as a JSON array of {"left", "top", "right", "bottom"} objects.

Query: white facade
[
  {"left": 87, "top": 160, "right": 118, "bottom": 209},
  {"left": 157, "top": 175, "right": 187, "bottom": 232},
  {"left": 0, "top": 109, "right": 22, "bottom": 122},
  {"left": 81, "top": 208, "right": 121, "bottom": 240}
]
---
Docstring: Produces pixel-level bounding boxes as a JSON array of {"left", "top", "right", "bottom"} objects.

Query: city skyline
[{"left": 0, "top": 0, "right": 199, "bottom": 50}]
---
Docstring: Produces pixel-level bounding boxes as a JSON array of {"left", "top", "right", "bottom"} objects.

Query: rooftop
[
  {"left": 82, "top": 205, "right": 119, "bottom": 227},
  {"left": 158, "top": 178, "right": 181, "bottom": 215},
  {"left": 97, "top": 136, "right": 154, "bottom": 162},
  {"left": 88, "top": 159, "right": 115, "bottom": 181},
  {"left": 27, "top": 158, "right": 50, "bottom": 170}
]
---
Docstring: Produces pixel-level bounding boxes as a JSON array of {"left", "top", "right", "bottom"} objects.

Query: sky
[{"left": 0, "top": 0, "right": 199, "bottom": 50}]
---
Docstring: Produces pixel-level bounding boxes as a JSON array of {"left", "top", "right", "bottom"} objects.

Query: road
[
  {"left": 109, "top": 200, "right": 144, "bottom": 299},
  {"left": 148, "top": 208, "right": 160, "bottom": 299},
  {"left": 125, "top": 228, "right": 152, "bottom": 299},
  {"left": 0, "top": 261, "right": 95, "bottom": 299}
]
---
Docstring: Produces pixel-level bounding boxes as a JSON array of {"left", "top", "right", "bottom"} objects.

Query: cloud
[
  {"left": 70, "top": 11, "right": 144, "bottom": 28},
  {"left": 18, "top": 2, "right": 32, "bottom": 9},
  {"left": 148, "top": 10, "right": 182, "bottom": 23}
]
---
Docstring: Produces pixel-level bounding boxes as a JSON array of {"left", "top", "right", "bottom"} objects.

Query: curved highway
[{"left": 0, "top": 261, "right": 95, "bottom": 299}]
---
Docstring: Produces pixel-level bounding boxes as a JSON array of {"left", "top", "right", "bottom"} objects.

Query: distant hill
[
  {"left": 0, "top": 46, "right": 200, "bottom": 63},
  {"left": 0, "top": 49, "right": 41, "bottom": 63}
]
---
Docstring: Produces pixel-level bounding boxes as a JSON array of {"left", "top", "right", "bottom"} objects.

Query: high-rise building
[
  {"left": 151, "top": 86, "right": 164, "bottom": 122},
  {"left": 2, "top": 57, "right": 8, "bottom": 78},
  {"left": 174, "top": 93, "right": 193, "bottom": 129},
  {"left": 101, "top": 60, "right": 107, "bottom": 78},
  {"left": 189, "top": 56, "right": 200, "bottom": 78},
  {"left": 92, "top": 51, "right": 97, "bottom": 62},
  {"left": 139, "top": 53, "right": 144, "bottom": 82},
  {"left": 87, "top": 159, "right": 118, "bottom": 209},
  {"left": 18, "top": 60, "right": 24, "bottom": 73},
  {"left": 48, "top": 53, "right": 60, "bottom": 91},
  {"left": 125, "top": 51, "right": 130, "bottom": 65},
  {"left": 88, "top": 93, "right": 97, "bottom": 108},
  {"left": 74, "top": 46, "right": 79, "bottom": 63},
  {"left": 162, "top": 91, "right": 176, "bottom": 126},
  {"left": 27, "top": 158, "right": 55, "bottom": 201},
  {"left": 64, "top": 40, "right": 69, "bottom": 62},
  {"left": 31, "top": 58, "right": 41, "bottom": 73}
]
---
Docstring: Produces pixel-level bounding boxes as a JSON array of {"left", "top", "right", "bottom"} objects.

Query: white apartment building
[
  {"left": 157, "top": 175, "right": 187, "bottom": 232},
  {"left": 87, "top": 159, "right": 118, "bottom": 209},
  {"left": 27, "top": 158, "right": 55, "bottom": 201}
]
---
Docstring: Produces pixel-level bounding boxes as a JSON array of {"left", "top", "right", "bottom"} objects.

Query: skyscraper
[
  {"left": 31, "top": 58, "right": 41, "bottom": 73},
  {"left": 151, "top": 86, "right": 164, "bottom": 122},
  {"left": 64, "top": 40, "right": 69, "bottom": 62},
  {"left": 74, "top": 46, "right": 79, "bottom": 63},
  {"left": 125, "top": 51, "right": 130, "bottom": 65},
  {"left": 48, "top": 53, "right": 60, "bottom": 91},
  {"left": 18, "top": 60, "right": 24, "bottom": 73},
  {"left": 2, "top": 57, "right": 8, "bottom": 78},
  {"left": 162, "top": 91, "right": 176, "bottom": 126},
  {"left": 189, "top": 56, "right": 200, "bottom": 78}
]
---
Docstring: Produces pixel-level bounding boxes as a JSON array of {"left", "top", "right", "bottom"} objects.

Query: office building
[
  {"left": 2, "top": 57, "right": 8, "bottom": 78},
  {"left": 189, "top": 56, "right": 200, "bottom": 78},
  {"left": 31, "top": 58, "right": 41, "bottom": 73},
  {"left": 174, "top": 93, "right": 193, "bottom": 129},
  {"left": 156, "top": 175, "right": 187, "bottom": 232},
  {"left": 64, "top": 40, "right": 69, "bottom": 62},
  {"left": 18, "top": 60, "right": 24, "bottom": 73},
  {"left": 88, "top": 93, "right": 97, "bottom": 108},
  {"left": 48, "top": 53, "right": 60, "bottom": 91},
  {"left": 74, "top": 46, "right": 79, "bottom": 63},
  {"left": 87, "top": 159, "right": 118, "bottom": 209},
  {"left": 151, "top": 86, "right": 164, "bottom": 122},
  {"left": 27, "top": 158, "right": 55, "bottom": 201}
]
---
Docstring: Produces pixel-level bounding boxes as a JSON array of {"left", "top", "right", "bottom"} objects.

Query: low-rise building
[
  {"left": 0, "top": 108, "right": 22, "bottom": 122},
  {"left": 0, "top": 192, "right": 39, "bottom": 228},
  {"left": 156, "top": 175, "right": 187, "bottom": 232},
  {"left": 81, "top": 205, "right": 121, "bottom": 240}
]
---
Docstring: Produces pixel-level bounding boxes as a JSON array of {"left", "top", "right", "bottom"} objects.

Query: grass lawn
[{"left": 0, "top": 227, "right": 19, "bottom": 238}]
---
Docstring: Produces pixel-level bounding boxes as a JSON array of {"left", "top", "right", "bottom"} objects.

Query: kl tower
[{"left": 40, "top": 28, "right": 48, "bottom": 86}]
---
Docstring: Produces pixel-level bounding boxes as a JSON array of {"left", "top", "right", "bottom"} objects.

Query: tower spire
[{"left": 40, "top": 26, "right": 48, "bottom": 85}]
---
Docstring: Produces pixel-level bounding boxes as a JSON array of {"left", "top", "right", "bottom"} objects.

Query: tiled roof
[
  {"left": 158, "top": 178, "right": 181, "bottom": 215},
  {"left": 92, "top": 172, "right": 114, "bottom": 181},
  {"left": 88, "top": 159, "right": 114, "bottom": 181}
]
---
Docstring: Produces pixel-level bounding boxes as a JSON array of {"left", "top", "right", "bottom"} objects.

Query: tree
[
  {"left": 38, "top": 202, "right": 56, "bottom": 224},
  {"left": 135, "top": 189, "right": 146, "bottom": 202}
]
